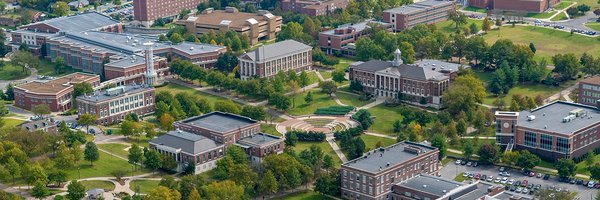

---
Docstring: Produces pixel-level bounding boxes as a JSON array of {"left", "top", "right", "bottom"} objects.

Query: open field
[
  {"left": 66, "top": 151, "right": 150, "bottom": 179},
  {"left": 482, "top": 26, "right": 600, "bottom": 63},
  {"left": 155, "top": 83, "right": 237, "bottom": 106},
  {"left": 553, "top": 1, "right": 573, "bottom": 10},
  {"left": 550, "top": 12, "right": 568, "bottom": 21},
  {"left": 130, "top": 180, "right": 160, "bottom": 194},
  {"left": 0, "top": 64, "right": 29, "bottom": 80},
  {"left": 80, "top": 180, "right": 116, "bottom": 191},
  {"left": 359, "top": 134, "right": 396, "bottom": 151},
  {"left": 435, "top": 19, "right": 484, "bottom": 34},
  {"left": 288, "top": 89, "right": 338, "bottom": 116},
  {"left": 1, "top": 118, "right": 24, "bottom": 130},
  {"left": 586, "top": 22, "right": 600, "bottom": 31},
  {"left": 273, "top": 191, "right": 333, "bottom": 200},
  {"left": 261, "top": 124, "right": 282, "bottom": 136},
  {"left": 366, "top": 105, "right": 405, "bottom": 135},
  {"left": 335, "top": 92, "right": 373, "bottom": 107},
  {"left": 572, "top": 0, "right": 600, "bottom": 9},
  {"left": 293, "top": 141, "right": 342, "bottom": 167},
  {"left": 526, "top": 11, "right": 557, "bottom": 19},
  {"left": 98, "top": 143, "right": 130, "bottom": 158}
]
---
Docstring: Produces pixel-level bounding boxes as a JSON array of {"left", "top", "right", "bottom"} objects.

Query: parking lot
[{"left": 439, "top": 161, "right": 599, "bottom": 200}]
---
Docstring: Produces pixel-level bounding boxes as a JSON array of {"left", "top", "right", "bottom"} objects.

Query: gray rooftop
[
  {"left": 320, "top": 20, "right": 390, "bottom": 36},
  {"left": 237, "top": 133, "right": 283, "bottom": 146},
  {"left": 385, "top": 0, "right": 453, "bottom": 14},
  {"left": 77, "top": 84, "right": 154, "bottom": 102},
  {"left": 491, "top": 191, "right": 533, "bottom": 200},
  {"left": 240, "top": 40, "right": 311, "bottom": 62},
  {"left": 21, "top": 119, "right": 55, "bottom": 132},
  {"left": 180, "top": 112, "right": 257, "bottom": 133},
  {"left": 150, "top": 130, "right": 222, "bottom": 154},
  {"left": 517, "top": 101, "right": 600, "bottom": 135},
  {"left": 351, "top": 59, "right": 458, "bottom": 81},
  {"left": 23, "top": 12, "right": 118, "bottom": 33},
  {"left": 342, "top": 141, "right": 437, "bottom": 173},
  {"left": 399, "top": 174, "right": 464, "bottom": 197},
  {"left": 454, "top": 182, "right": 497, "bottom": 200}
]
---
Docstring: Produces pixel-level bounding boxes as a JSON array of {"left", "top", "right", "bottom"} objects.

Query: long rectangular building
[
  {"left": 238, "top": 39, "right": 312, "bottom": 80},
  {"left": 341, "top": 141, "right": 440, "bottom": 200},
  {"left": 495, "top": 101, "right": 600, "bottom": 160},
  {"left": 280, "top": 0, "right": 349, "bottom": 16},
  {"left": 383, "top": 0, "right": 455, "bottom": 31},
  {"left": 133, "top": 0, "right": 203, "bottom": 27},
  {"left": 578, "top": 76, "right": 600, "bottom": 107},
  {"left": 318, "top": 20, "right": 392, "bottom": 56},
  {"left": 76, "top": 84, "right": 155, "bottom": 125}
]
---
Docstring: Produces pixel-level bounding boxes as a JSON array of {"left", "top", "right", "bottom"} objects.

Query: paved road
[{"left": 440, "top": 163, "right": 599, "bottom": 200}]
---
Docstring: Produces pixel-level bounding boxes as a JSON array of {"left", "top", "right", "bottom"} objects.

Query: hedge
[
  {"left": 333, "top": 126, "right": 364, "bottom": 140},
  {"left": 286, "top": 130, "right": 326, "bottom": 142},
  {"left": 314, "top": 105, "right": 355, "bottom": 115}
]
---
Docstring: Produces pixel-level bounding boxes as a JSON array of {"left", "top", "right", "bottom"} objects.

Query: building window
[
  {"left": 557, "top": 137, "right": 570, "bottom": 153},
  {"left": 525, "top": 131, "right": 537, "bottom": 147},
  {"left": 540, "top": 134, "right": 553, "bottom": 150}
]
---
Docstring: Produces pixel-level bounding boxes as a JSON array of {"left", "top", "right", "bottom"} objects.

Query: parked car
[
  {"left": 569, "top": 178, "right": 576, "bottom": 184},
  {"left": 461, "top": 160, "right": 467, "bottom": 165},
  {"left": 543, "top": 174, "right": 550, "bottom": 180},
  {"left": 588, "top": 181, "right": 596, "bottom": 188},
  {"left": 529, "top": 172, "right": 536, "bottom": 177},
  {"left": 468, "top": 173, "right": 474, "bottom": 178},
  {"left": 472, "top": 162, "right": 479, "bottom": 167},
  {"left": 475, "top": 174, "right": 481, "bottom": 179},
  {"left": 482, "top": 175, "right": 487, "bottom": 181},
  {"left": 89, "top": 129, "right": 96, "bottom": 134},
  {"left": 536, "top": 173, "right": 543, "bottom": 178},
  {"left": 510, "top": 186, "right": 516, "bottom": 191},
  {"left": 527, "top": 184, "right": 533, "bottom": 189},
  {"left": 501, "top": 177, "right": 508, "bottom": 184},
  {"left": 455, "top": 160, "right": 462, "bottom": 165},
  {"left": 516, "top": 187, "right": 523, "bottom": 193},
  {"left": 494, "top": 177, "right": 501, "bottom": 183},
  {"left": 521, "top": 180, "right": 528, "bottom": 187},
  {"left": 463, "top": 172, "right": 470, "bottom": 177},
  {"left": 487, "top": 176, "right": 493, "bottom": 182},
  {"left": 576, "top": 179, "right": 583, "bottom": 185},
  {"left": 467, "top": 162, "right": 472, "bottom": 167},
  {"left": 522, "top": 189, "right": 529, "bottom": 194},
  {"left": 499, "top": 167, "right": 506, "bottom": 172},
  {"left": 508, "top": 179, "right": 514, "bottom": 185},
  {"left": 534, "top": 184, "right": 541, "bottom": 190},
  {"left": 515, "top": 181, "right": 521, "bottom": 186}
]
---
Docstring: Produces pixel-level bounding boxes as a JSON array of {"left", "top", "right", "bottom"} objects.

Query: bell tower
[
  {"left": 392, "top": 48, "right": 403, "bottom": 67},
  {"left": 143, "top": 42, "right": 158, "bottom": 86}
]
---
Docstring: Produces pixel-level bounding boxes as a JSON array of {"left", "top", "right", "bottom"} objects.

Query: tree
[
  {"left": 216, "top": 52, "right": 238, "bottom": 73},
  {"left": 31, "top": 181, "right": 49, "bottom": 199},
  {"left": 128, "top": 144, "right": 143, "bottom": 172},
  {"left": 431, "top": 133, "right": 446, "bottom": 159},
  {"left": 187, "top": 188, "right": 201, "bottom": 200},
  {"left": 332, "top": 69, "right": 346, "bottom": 83},
  {"left": 529, "top": 42, "right": 537, "bottom": 53},
  {"left": 159, "top": 113, "right": 176, "bottom": 130},
  {"left": 32, "top": 104, "right": 50, "bottom": 118},
  {"left": 443, "top": 75, "right": 486, "bottom": 115},
  {"left": 73, "top": 82, "right": 93, "bottom": 99},
  {"left": 299, "top": 71, "right": 310, "bottom": 88},
  {"left": 589, "top": 164, "right": 600, "bottom": 180},
  {"left": 555, "top": 158, "right": 576, "bottom": 178},
  {"left": 84, "top": 142, "right": 100, "bottom": 166},
  {"left": 214, "top": 100, "right": 241, "bottom": 114},
  {"left": 304, "top": 91, "right": 313, "bottom": 104},
  {"left": 5, "top": 157, "right": 20, "bottom": 185},
  {"left": 478, "top": 143, "right": 499, "bottom": 165},
  {"left": 144, "top": 150, "right": 162, "bottom": 172},
  {"left": 66, "top": 180, "right": 86, "bottom": 200},
  {"left": 55, "top": 57, "right": 66, "bottom": 74},
  {"left": 113, "top": 0, "right": 122, "bottom": 5},
  {"left": 553, "top": 53, "right": 581, "bottom": 80},
  {"left": 319, "top": 81, "right": 337, "bottom": 96},
  {"left": 448, "top": 10, "right": 467, "bottom": 31},
  {"left": 170, "top": 33, "right": 184, "bottom": 44},
  {"left": 577, "top": 4, "right": 591, "bottom": 13},
  {"left": 587, "top": 150, "right": 597, "bottom": 166},
  {"left": 482, "top": 17, "right": 492, "bottom": 32},
  {"left": 276, "top": 22, "right": 313, "bottom": 45},
  {"left": 244, "top": 3, "right": 257, "bottom": 13},
  {"left": 352, "top": 109, "right": 373, "bottom": 130},
  {"left": 268, "top": 93, "right": 291, "bottom": 110},
  {"left": 179, "top": 9, "right": 191, "bottom": 19},
  {"left": 462, "top": 139, "right": 474, "bottom": 160},
  {"left": 4, "top": 84, "right": 14, "bottom": 100},
  {"left": 51, "top": 1, "right": 69, "bottom": 16},
  {"left": 595, "top": 8, "right": 600, "bottom": 17},
  {"left": 77, "top": 114, "right": 97, "bottom": 134},
  {"left": 469, "top": 22, "right": 479, "bottom": 35},
  {"left": 145, "top": 186, "right": 181, "bottom": 200},
  {"left": 121, "top": 119, "right": 142, "bottom": 138},
  {"left": 258, "top": 170, "right": 278, "bottom": 198},
  {"left": 202, "top": 180, "right": 246, "bottom": 200},
  {"left": 515, "top": 150, "right": 540, "bottom": 171}
]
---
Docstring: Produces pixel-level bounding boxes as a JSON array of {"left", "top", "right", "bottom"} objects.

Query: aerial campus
[{"left": 0, "top": 0, "right": 600, "bottom": 199}]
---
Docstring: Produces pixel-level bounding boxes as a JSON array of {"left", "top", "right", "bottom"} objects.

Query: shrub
[
  {"left": 314, "top": 105, "right": 355, "bottom": 115},
  {"left": 285, "top": 130, "right": 326, "bottom": 142}
]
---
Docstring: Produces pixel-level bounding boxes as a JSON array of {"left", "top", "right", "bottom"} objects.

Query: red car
[
  {"left": 475, "top": 174, "right": 481, "bottom": 179},
  {"left": 529, "top": 172, "right": 536, "bottom": 177},
  {"left": 521, "top": 180, "right": 528, "bottom": 187}
]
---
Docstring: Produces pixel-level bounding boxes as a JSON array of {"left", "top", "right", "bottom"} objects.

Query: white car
[
  {"left": 487, "top": 176, "right": 494, "bottom": 182},
  {"left": 501, "top": 179, "right": 508, "bottom": 184},
  {"left": 508, "top": 179, "right": 514, "bottom": 185},
  {"left": 463, "top": 172, "right": 470, "bottom": 177},
  {"left": 494, "top": 177, "right": 501, "bottom": 183},
  {"left": 455, "top": 160, "right": 462, "bottom": 165}
]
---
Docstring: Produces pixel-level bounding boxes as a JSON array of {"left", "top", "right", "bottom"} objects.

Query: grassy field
[
  {"left": 553, "top": 1, "right": 573, "bottom": 9},
  {"left": 482, "top": 26, "right": 600, "bottom": 64},
  {"left": 550, "top": 12, "right": 568, "bottom": 21},
  {"left": 367, "top": 104, "right": 405, "bottom": 135},
  {"left": 335, "top": 92, "right": 373, "bottom": 107},
  {"left": 463, "top": 6, "right": 488, "bottom": 13},
  {"left": 98, "top": 143, "right": 130, "bottom": 158},
  {"left": 261, "top": 123, "right": 282, "bottom": 136},
  {"left": 573, "top": 0, "right": 599, "bottom": 9},
  {"left": 526, "top": 11, "right": 557, "bottom": 19},
  {"left": 306, "top": 71, "right": 321, "bottom": 85},
  {"left": 1, "top": 118, "right": 24, "bottom": 130},
  {"left": 130, "top": 180, "right": 160, "bottom": 194},
  {"left": 288, "top": 89, "right": 338, "bottom": 116},
  {"left": 36, "top": 59, "right": 80, "bottom": 77},
  {"left": 293, "top": 141, "right": 342, "bottom": 167},
  {"left": 66, "top": 151, "right": 149, "bottom": 179},
  {"left": 359, "top": 134, "right": 396, "bottom": 151},
  {"left": 436, "top": 19, "right": 484, "bottom": 34},
  {"left": 0, "top": 64, "right": 29, "bottom": 80},
  {"left": 273, "top": 191, "right": 333, "bottom": 200},
  {"left": 319, "top": 70, "right": 332, "bottom": 80},
  {"left": 156, "top": 83, "right": 237, "bottom": 106},
  {"left": 80, "top": 180, "right": 116, "bottom": 191},
  {"left": 586, "top": 22, "right": 600, "bottom": 31}
]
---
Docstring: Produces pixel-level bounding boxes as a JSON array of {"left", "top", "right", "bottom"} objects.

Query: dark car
[
  {"left": 510, "top": 186, "right": 516, "bottom": 191},
  {"left": 569, "top": 178, "right": 576, "bottom": 184},
  {"left": 535, "top": 184, "right": 541, "bottom": 190},
  {"left": 584, "top": 181, "right": 590, "bottom": 186},
  {"left": 515, "top": 181, "right": 521, "bottom": 186},
  {"left": 522, "top": 170, "right": 530, "bottom": 176},
  {"left": 558, "top": 177, "right": 568, "bottom": 182},
  {"left": 576, "top": 179, "right": 584, "bottom": 185},
  {"left": 481, "top": 175, "right": 487, "bottom": 180},
  {"left": 472, "top": 162, "right": 479, "bottom": 167},
  {"left": 527, "top": 184, "right": 533, "bottom": 189},
  {"left": 461, "top": 160, "right": 467, "bottom": 165},
  {"left": 89, "top": 129, "right": 96, "bottom": 134},
  {"left": 505, "top": 185, "right": 510, "bottom": 190},
  {"left": 543, "top": 174, "right": 550, "bottom": 180}
]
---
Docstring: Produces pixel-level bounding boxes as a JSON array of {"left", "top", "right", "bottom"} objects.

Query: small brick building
[{"left": 76, "top": 84, "right": 155, "bottom": 125}]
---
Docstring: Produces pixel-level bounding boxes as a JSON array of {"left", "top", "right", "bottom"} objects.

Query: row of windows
[
  {"left": 583, "top": 84, "right": 600, "bottom": 91},
  {"left": 524, "top": 131, "right": 572, "bottom": 153}
]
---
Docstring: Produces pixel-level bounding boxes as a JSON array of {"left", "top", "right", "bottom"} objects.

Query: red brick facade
[
  {"left": 134, "top": 0, "right": 205, "bottom": 25},
  {"left": 77, "top": 86, "right": 156, "bottom": 125},
  {"left": 469, "top": 0, "right": 560, "bottom": 13},
  {"left": 383, "top": 1, "right": 455, "bottom": 31},
  {"left": 578, "top": 76, "right": 600, "bottom": 107},
  {"left": 281, "top": 0, "right": 349, "bottom": 16}
]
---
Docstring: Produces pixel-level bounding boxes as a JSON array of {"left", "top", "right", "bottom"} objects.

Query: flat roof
[
  {"left": 192, "top": 10, "right": 281, "bottom": 29},
  {"left": 385, "top": 0, "right": 453, "bottom": 14},
  {"left": 150, "top": 130, "right": 222, "bottom": 154},
  {"left": 399, "top": 174, "right": 464, "bottom": 197},
  {"left": 237, "top": 133, "right": 282, "bottom": 146},
  {"left": 342, "top": 141, "right": 437, "bottom": 173},
  {"left": 581, "top": 76, "right": 600, "bottom": 85},
  {"left": 21, "top": 12, "right": 118, "bottom": 32},
  {"left": 240, "top": 40, "right": 311, "bottom": 62},
  {"left": 180, "top": 111, "right": 257, "bottom": 133},
  {"left": 517, "top": 101, "right": 600, "bottom": 135},
  {"left": 77, "top": 84, "right": 153, "bottom": 102},
  {"left": 15, "top": 72, "right": 98, "bottom": 94},
  {"left": 320, "top": 20, "right": 390, "bottom": 36}
]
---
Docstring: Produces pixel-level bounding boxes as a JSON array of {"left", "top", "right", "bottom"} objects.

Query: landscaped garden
[
  {"left": 335, "top": 91, "right": 373, "bottom": 107},
  {"left": 366, "top": 105, "right": 406, "bottom": 135},
  {"left": 155, "top": 83, "right": 236, "bottom": 106},
  {"left": 260, "top": 124, "right": 282, "bottom": 136},
  {"left": 0, "top": 63, "right": 30, "bottom": 80},
  {"left": 553, "top": 1, "right": 574, "bottom": 10},
  {"left": 80, "top": 180, "right": 116, "bottom": 191}
]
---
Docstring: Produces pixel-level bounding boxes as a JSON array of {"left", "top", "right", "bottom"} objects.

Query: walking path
[
  {"left": 364, "top": 132, "right": 396, "bottom": 140},
  {"left": 327, "top": 134, "right": 348, "bottom": 162},
  {"left": 315, "top": 71, "right": 326, "bottom": 82},
  {"left": 544, "top": 83, "right": 578, "bottom": 103}
]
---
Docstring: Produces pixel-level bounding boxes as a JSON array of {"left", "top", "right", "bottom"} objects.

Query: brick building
[
  {"left": 133, "top": 0, "right": 203, "bottom": 27},
  {"left": 150, "top": 130, "right": 227, "bottom": 174},
  {"left": 319, "top": 20, "right": 392, "bottom": 56},
  {"left": 578, "top": 76, "right": 600, "bottom": 107},
  {"left": 340, "top": 141, "right": 440, "bottom": 200},
  {"left": 151, "top": 112, "right": 284, "bottom": 173},
  {"left": 76, "top": 85, "right": 155, "bottom": 125},
  {"left": 383, "top": 0, "right": 455, "bottom": 31},
  {"left": 238, "top": 40, "right": 312, "bottom": 80},
  {"left": 495, "top": 101, "right": 600, "bottom": 160},
  {"left": 14, "top": 72, "right": 101, "bottom": 112},
  {"left": 179, "top": 7, "right": 282, "bottom": 45},
  {"left": 348, "top": 50, "right": 461, "bottom": 109},
  {"left": 468, "top": 0, "right": 560, "bottom": 13},
  {"left": 280, "top": 0, "right": 349, "bottom": 16}
]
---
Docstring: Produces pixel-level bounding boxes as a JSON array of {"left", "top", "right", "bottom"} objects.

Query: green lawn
[
  {"left": 306, "top": 71, "right": 321, "bottom": 84},
  {"left": 463, "top": 6, "right": 488, "bottom": 13},
  {"left": 435, "top": 19, "right": 484, "bottom": 34},
  {"left": 130, "top": 180, "right": 160, "bottom": 194},
  {"left": 98, "top": 143, "right": 130, "bottom": 158},
  {"left": 0, "top": 64, "right": 29, "bottom": 80},
  {"left": 319, "top": 70, "right": 332, "bottom": 80},
  {"left": 448, "top": 138, "right": 495, "bottom": 150},
  {"left": 293, "top": 141, "right": 342, "bottom": 167},
  {"left": 526, "top": 11, "right": 557, "bottom": 19},
  {"left": 550, "top": 12, "right": 568, "bottom": 21},
  {"left": 273, "top": 191, "right": 333, "bottom": 200},
  {"left": 480, "top": 79, "right": 577, "bottom": 105},
  {"left": 586, "top": 22, "right": 600, "bottom": 31},
  {"left": 572, "top": 0, "right": 600, "bottom": 9},
  {"left": 359, "top": 134, "right": 396, "bottom": 151},
  {"left": 1, "top": 118, "right": 24, "bottom": 130},
  {"left": 574, "top": 154, "right": 600, "bottom": 175},
  {"left": 66, "top": 151, "right": 150, "bottom": 179},
  {"left": 553, "top": 1, "right": 573, "bottom": 10},
  {"left": 335, "top": 92, "right": 373, "bottom": 107},
  {"left": 367, "top": 105, "right": 405, "bottom": 135},
  {"left": 36, "top": 59, "right": 81, "bottom": 77},
  {"left": 482, "top": 25, "right": 600, "bottom": 64},
  {"left": 261, "top": 123, "right": 282, "bottom": 136},
  {"left": 80, "top": 180, "right": 116, "bottom": 191},
  {"left": 288, "top": 89, "right": 338, "bottom": 116},
  {"left": 454, "top": 173, "right": 466, "bottom": 182},
  {"left": 155, "top": 83, "right": 237, "bottom": 106}
]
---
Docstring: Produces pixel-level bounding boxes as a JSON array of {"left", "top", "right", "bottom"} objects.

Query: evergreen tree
[{"left": 84, "top": 142, "right": 100, "bottom": 166}]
